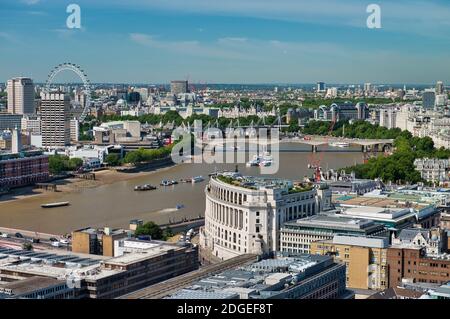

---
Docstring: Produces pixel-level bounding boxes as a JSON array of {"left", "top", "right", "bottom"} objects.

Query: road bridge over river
[{"left": 197, "top": 136, "right": 394, "bottom": 153}]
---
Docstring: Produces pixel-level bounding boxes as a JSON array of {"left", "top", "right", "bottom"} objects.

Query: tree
[
  {"left": 68, "top": 158, "right": 83, "bottom": 170},
  {"left": 23, "top": 242, "right": 33, "bottom": 251},
  {"left": 123, "top": 151, "right": 142, "bottom": 165},
  {"left": 134, "top": 221, "right": 163, "bottom": 240},
  {"left": 104, "top": 153, "right": 120, "bottom": 166},
  {"left": 162, "top": 227, "right": 174, "bottom": 240},
  {"left": 49, "top": 155, "right": 84, "bottom": 174},
  {"left": 48, "top": 155, "right": 69, "bottom": 175}
]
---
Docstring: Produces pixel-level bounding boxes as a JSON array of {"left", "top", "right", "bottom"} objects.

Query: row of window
[
  {"left": 208, "top": 200, "right": 246, "bottom": 230},
  {"left": 210, "top": 183, "right": 249, "bottom": 205}
]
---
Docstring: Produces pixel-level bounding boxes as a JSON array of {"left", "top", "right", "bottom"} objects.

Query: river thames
[{"left": 0, "top": 144, "right": 365, "bottom": 234}]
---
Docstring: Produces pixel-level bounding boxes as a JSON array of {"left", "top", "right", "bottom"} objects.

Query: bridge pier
[
  {"left": 312, "top": 145, "right": 318, "bottom": 153},
  {"left": 361, "top": 145, "right": 367, "bottom": 153}
]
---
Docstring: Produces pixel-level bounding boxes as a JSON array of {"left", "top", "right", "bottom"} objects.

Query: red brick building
[
  {"left": 387, "top": 246, "right": 450, "bottom": 288},
  {"left": 0, "top": 151, "right": 49, "bottom": 188}
]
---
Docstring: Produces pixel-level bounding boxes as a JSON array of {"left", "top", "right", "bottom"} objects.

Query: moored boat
[
  {"left": 41, "top": 202, "right": 70, "bottom": 208},
  {"left": 246, "top": 155, "right": 262, "bottom": 167},
  {"left": 160, "top": 180, "right": 178, "bottom": 186},
  {"left": 134, "top": 184, "right": 157, "bottom": 191},
  {"left": 191, "top": 176, "right": 205, "bottom": 183}
]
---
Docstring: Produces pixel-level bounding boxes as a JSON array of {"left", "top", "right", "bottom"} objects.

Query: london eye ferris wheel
[{"left": 43, "top": 62, "right": 92, "bottom": 123}]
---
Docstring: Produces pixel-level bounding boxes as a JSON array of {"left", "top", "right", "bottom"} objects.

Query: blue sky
[{"left": 1, "top": 0, "right": 450, "bottom": 84}]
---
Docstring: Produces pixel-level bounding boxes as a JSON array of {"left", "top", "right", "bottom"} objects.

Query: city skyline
[{"left": 1, "top": 0, "right": 450, "bottom": 84}]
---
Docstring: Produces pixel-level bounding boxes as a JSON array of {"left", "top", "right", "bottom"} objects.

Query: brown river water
[{"left": 0, "top": 144, "right": 365, "bottom": 234}]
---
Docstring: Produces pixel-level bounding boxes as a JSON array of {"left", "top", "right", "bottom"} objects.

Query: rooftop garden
[
  {"left": 288, "top": 184, "right": 314, "bottom": 194},
  {"left": 216, "top": 175, "right": 257, "bottom": 190}
]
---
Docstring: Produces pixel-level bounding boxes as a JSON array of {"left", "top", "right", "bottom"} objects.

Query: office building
[
  {"left": 200, "top": 173, "right": 331, "bottom": 261},
  {"left": 422, "top": 90, "right": 436, "bottom": 109},
  {"left": 21, "top": 114, "right": 41, "bottom": 134},
  {"left": 93, "top": 120, "right": 141, "bottom": 143},
  {"left": 0, "top": 113, "right": 22, "bottom": 131},
  {"left": 379, "top": 108, "right": 397, "bottom": 129},
  {"left": 280, "top": 214, "right": 386, "bottom": 254},
  {"left": 436, "top": 81, "right": 445, "bottom": 95},
  {"left": 325, "top": 87, "right": 338, "bottom": 98},
  {"left": 333, "top": 195, "right": 440, "bottom": 230},
  {"left": 0, "top": 151, "right": 49, "bottom": 189},
  {"left": 314, "top": 102, "right": 368, "bottom": 122},
  {"left": 166, "top": 255, "right": 353, "bottom": 299},
  {"left": 7, "top": 77, "right": 34, "bottom": 114},
  {"left": 74, "top": 92, "right": 86, "bottom": 108},
  {"left": 170, "top": 80, "right": 189, "bottom": 95},
  {"left": 40, "top": 92, "right": 70, "bottom": 147},
  {"left": 0, "top": 242, "right": 198, "bottom": 299},
  {"left": 435, "top": 94, "right": 448, "bottom": 107},
  {"left": 311, "top": 235, "right": 390, "bottom": 290},
  {"left": 72, "top": 227, "right": 129, "bottom": 257},
  {"left": 316, "top": 82, "right": 326, "bottom": 92},
  {"left": 0, "top": 277, "right": 73, "bottom": 299},
  {"left": 137, "top": 88, "right": 149, "bottom": 102},
  {"left": 387, "top": 246, "right": 450, "bottom": 287},
  {"left": 70, "top": 118, "right": 79, "bottom": 142}
]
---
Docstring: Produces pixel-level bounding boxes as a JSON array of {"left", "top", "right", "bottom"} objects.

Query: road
[{"left": 0, "top": 227, "right": 71, "bottom": 250}]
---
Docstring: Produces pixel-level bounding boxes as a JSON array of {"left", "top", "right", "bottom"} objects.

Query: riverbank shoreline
[{"left": 0, "top": 162, "right": 182, "bottom": 204}]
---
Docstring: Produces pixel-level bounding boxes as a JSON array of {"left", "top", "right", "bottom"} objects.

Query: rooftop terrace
[{"left": 214, "top": 172, "right": 313, "bottom": 193}]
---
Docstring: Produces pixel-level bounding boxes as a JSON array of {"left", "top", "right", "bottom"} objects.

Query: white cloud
[
  {"left": 0, "top": 32, "right": 20, "bottom": 44},
  {"left": 107, "top": 0, "right": 450, "bottom": 38},
  {"left": 129, "top": 33, "right": 250, "bottom": 60}
]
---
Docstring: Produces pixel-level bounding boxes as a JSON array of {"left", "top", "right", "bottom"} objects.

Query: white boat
[
  {"left": 134, "top": 184, "right": 157, "bottom": 191},
  {"left": 259, "top": 160, "right": 273, "bottom": 167},
  {"left": 328, "top": 141, "right": 350, "bottom": 148},
  {"left": 191, "top": 176, "right": 205, "bottom": 183},
  {"left": 259, "top": 152, "right": 274, "bottom": 167},
  {"left": 41, "top": 202, "right": 70, "bottom": 208},
  {"left": 246, "top": 155, "right": 262, "bottom": 167},
  {"left": 160, "top": 180, "right": 178, "bottom": 186}
]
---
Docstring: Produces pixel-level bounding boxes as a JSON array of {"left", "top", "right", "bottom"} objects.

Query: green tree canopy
[
  {"left": 104, "top": 153, "right": 121, "bottom": 166},
  {"left": 134, "top": 221, "right": 163, "bottom": 240}
]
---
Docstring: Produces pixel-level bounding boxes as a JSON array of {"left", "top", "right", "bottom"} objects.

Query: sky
[{"left": 0, "top": 0, "right": 450, "bottom": 84}]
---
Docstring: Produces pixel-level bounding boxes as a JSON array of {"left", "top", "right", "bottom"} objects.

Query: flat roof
[
  {"left": 105, "top": 243, "right": 180, "bottom": 266},
  {"left": 74, "top": 227, "right": 128, "bottom": 236},
  {"left": 340, "top": 206, "right": 412, "bottom": 220},
  {"left": 165, "top": 290, "right": 238, "bottom": 299},
  {"left": 165, "top": 255, "right": 334, "bottom": 300},
  {"left": 332, "top": 235, "right": 389, "bottom": 248},
  {"left": 0, "top": 276, "right": 63, "bottom": 296},
  {"left": 283, "top": 214, "right": 379, "bottom": 231}
]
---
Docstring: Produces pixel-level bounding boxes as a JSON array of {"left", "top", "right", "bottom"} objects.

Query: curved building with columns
[{"left": 199, "top": 172, "right": 332, "bottom": 261}]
